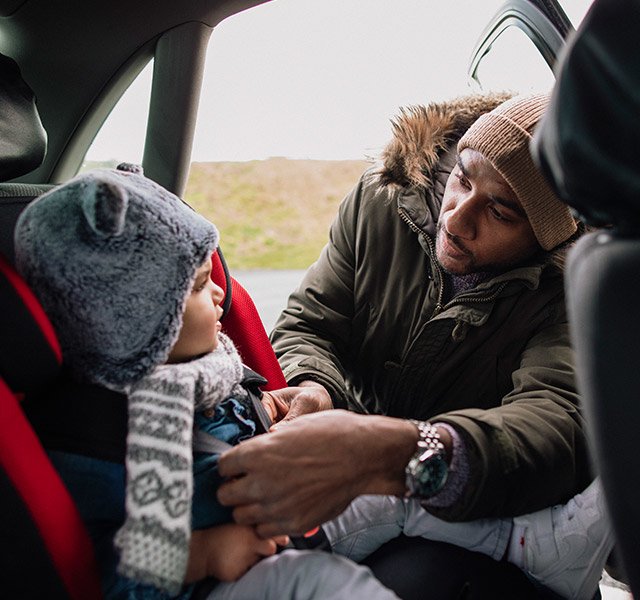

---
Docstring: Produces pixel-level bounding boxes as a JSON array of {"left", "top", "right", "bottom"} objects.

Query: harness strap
[{"left": 192, "top": 430, "right": 232, "bottom": 455}]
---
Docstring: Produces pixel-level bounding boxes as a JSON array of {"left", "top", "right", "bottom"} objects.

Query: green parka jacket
[{"left": 270, "top": 94, "right": 591, "bottom": 521}]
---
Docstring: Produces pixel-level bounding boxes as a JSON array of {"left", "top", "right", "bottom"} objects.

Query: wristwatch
[{"left": 404, "top": 420, "right": 449, "bottom": 498}]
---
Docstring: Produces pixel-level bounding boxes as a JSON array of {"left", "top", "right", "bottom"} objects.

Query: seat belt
[{"left": 192, "top": 430, "right": 231, "bottom": 455}]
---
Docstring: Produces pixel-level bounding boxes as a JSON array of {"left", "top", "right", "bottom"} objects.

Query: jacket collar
[
  {"left": 376, "top": 92, "right": 512, "bottom": 191},
  {"left": 376, "top": 93, "right": 512, "bottom": 238}
]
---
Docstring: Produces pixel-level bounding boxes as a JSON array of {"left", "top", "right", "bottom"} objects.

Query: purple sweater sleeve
[{"left": 421, "top": 422, "right": 470, "bottom": 508}]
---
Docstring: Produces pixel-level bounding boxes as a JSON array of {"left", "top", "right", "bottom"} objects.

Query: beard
[
  {"left": 434, "top": 222, "right": 537, "bottom": 276},
  {"left": 435, "top": 223, "right": 477, "bottom": 275}
]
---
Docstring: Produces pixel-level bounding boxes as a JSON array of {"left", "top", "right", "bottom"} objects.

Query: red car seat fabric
[
  {"left": 0, "top": 255, "right": 102, "bottom": 599},
  {"left": 0, "top": 378, "right": 102, "bottom": 599},
  {"left": 211, "top": 247, "right": 287, "bottom": 391},
  {"left": 0, "top": 253, "right": 61, "bottom": 397}
]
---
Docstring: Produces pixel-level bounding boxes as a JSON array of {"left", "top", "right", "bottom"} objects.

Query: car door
[{"left": 468, "top": 0, "right": 575, "bottom": 94}]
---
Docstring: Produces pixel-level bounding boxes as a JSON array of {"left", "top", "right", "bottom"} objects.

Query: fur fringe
[{"left": 376, "top": 92, "right": 513, "bottom": 189}]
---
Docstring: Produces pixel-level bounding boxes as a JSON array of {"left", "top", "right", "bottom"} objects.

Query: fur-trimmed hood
[{"left": 377, "top": 92, "right": 513, "bottom": 190}]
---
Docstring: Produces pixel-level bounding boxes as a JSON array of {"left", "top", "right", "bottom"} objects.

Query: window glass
[
  {"left": 192, "top": 0, "right": 505, "bottom": 164},
  {"left": 81, "top": 61, "right": 153, "bottom": 171},
  {"left": 471, "top": 26, "right": 555, "bottom": 95},
  {"left": 560, "top": 0, "right": 594, "bottom": 29},
  {"left": 187, "top": 0, "right": 562, "bottom": 329}
]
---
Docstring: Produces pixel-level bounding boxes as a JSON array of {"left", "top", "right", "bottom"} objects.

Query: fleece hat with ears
[
  {"left": 14, "top": 163, "right": 219, "bottom": 387},
  {"left": 458, "top": 93, "right": 576, "bottom": 251}
]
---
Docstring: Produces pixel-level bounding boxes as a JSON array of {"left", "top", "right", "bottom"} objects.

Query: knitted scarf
[{"left": 114, "top": 333, "right": 244, "bottom": 594}]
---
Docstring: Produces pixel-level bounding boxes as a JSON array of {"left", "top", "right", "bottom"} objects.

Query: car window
[
  {"left": 187, "top": 0, "right": 512, "bottom": 329},
  {"left": 81, "top": 61, "right": 154, "bottom": 171},
  {"left": 470, "top": 26, "right": 555, "bottom": 95},
  {"left": 561, "top": 0, "right": 594, "bottom": 28},
  {"left": 79, "top": 0, "right": 577, "bottom": 331},
  {"left": 192, "top": 0, "right": 506, "bottom": 165}
]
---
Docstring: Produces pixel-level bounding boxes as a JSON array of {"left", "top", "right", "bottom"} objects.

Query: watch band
[
  {"left": 405, "top": 420, "right": 448, "bottom": 498},
  {"left": 410, "top": 420, "right": 444, "bottom": 454}
]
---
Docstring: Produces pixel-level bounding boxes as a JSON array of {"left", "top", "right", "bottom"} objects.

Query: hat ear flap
[{"left": 81, "top": 180, "right": 129, "bottom": 237}]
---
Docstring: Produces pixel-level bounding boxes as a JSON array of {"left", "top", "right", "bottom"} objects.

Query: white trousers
[
  {"left": 324, "top": 494, "right": 512, "bottom": 562},
  {"left": 208, "top": 548, "right": 400, "bottom": 599}
]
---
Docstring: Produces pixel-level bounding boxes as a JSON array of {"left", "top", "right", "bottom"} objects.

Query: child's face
[{"left": 167, "top": 258, "right": 225, "bottom": 363}]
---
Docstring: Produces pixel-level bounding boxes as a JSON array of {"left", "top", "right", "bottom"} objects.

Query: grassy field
[
  {"left": 184, "top": 158, "right": 370, "bottom": 269},
  {"left": 82, "top": 158, "right": 371, "bottom": 269}
]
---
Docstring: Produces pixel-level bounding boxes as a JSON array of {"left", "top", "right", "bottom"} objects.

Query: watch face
[{"left": 408, "top": 448, "right": 448, "bottom": 497}]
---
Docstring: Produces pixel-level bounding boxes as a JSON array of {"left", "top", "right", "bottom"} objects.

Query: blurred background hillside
[
  {"left": 85, "top": 157, "right": 369, "bottom": 270},
  {"left": 184, "top": 158, "right": 369, "bottom": 269}
]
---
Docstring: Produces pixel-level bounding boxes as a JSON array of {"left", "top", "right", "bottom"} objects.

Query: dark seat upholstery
[
  {"left": 0, "top": 255, "right": 102, "bottom": 599},
  {"left": 0, "top": 53, "right": 47, "bottom": 182},
  {"left": 0, "top": 183, "right": 54, "bottom": 264},
  {"left": 533, "top": 0, "right": 640, "bottom": 595},
  {"left": 564, "top": 233, "right": 640, "bottom": 591},
  {"left": 1, "top": 53, "right": 53, "bottom": 265},
  {"left": 0, "top": 51, "right": 103, "bottom": 599}
]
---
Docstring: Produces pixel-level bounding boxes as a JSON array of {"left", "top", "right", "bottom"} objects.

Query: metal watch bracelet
[{"left": 404, "top": 419, "right": 448, "bottom": 498}]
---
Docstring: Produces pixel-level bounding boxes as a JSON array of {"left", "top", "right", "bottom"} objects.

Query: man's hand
[
  {"left": 217, "top": 410, "right": 418, "bottom": 538},
  {"left": 261, "top": 381, "right": 333, "bottom": 426},
  {"left": 185, "top": 524, "right": 289, "bottom": 583}
]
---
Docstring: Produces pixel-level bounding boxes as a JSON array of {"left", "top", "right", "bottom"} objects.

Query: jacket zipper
[
  {"left": 397, "top": 208, "right": 446, "bottom": 316},
  {"left": 397, "top": 206, "right": 508, "bottom": 316},
  {"left": 441, "top": 281, "right": 508, "bottom": 311}
]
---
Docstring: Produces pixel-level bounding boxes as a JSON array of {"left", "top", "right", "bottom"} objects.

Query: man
[{"left": 218, "top": 94, "right": 603, "bottom": 597}]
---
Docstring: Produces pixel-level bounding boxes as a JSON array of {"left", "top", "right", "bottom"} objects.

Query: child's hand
[
  {"left": 261, "top": 390, "right": 290, "bottom": 423},
  {"left": 185, "top": 524, "right": 289, "bottom": 583},
  {"left": 262, "top": 383, "right": 333, "bottom": 429}
]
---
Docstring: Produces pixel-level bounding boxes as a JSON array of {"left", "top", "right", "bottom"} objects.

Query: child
[{"left": 15, "top": 163, "right": 399, "bottom": 599}]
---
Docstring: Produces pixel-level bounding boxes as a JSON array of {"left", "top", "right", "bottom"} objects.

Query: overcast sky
[{"left": 87, "top": 0, "right": 592, "bottom": 164}]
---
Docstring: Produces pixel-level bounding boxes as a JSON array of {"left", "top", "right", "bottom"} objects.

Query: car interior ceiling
[{"left": 0, "top": 0, "right": 271, "bottom": 193}]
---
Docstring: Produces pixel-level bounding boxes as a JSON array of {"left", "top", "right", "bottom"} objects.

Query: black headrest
[
  {"left": 0, "top": 53, "right": 47, "bottom": 181},
  {"left": 0, "top": 254, "right": 61, "bottom": 397},
  {"left": 532, "top": 0, "right": 640, "bottom": 232}
]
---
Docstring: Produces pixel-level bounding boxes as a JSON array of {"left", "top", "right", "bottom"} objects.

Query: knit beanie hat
[
  {"left": 14, "top": 163, "right": 219, "bottom": 387},
  {"left": 457, "top": 93, "right": 576, "bottom": 251}
]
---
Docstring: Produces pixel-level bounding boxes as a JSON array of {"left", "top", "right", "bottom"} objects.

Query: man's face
[{"left": 435, "top": 148, "right": 540, "bottom": 275}]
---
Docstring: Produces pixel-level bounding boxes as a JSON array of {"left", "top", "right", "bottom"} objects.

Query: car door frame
[{"left": 468, "top": 0, "right": 575, "bottom": 87}]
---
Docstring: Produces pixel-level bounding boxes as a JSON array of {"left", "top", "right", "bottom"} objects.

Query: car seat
[
  {"left": 0, "top": 50, "right": 288, "bottom": 597},
  {"left": 210, "top": 248, "right": 286, "bottom": 391},
  {"left": 0, "top": 254, "right": 104, "bottom": 599},
  {"left": 0, "top": 52, "right": 54, "bottom": 263},
  {"left": 532, "top": 0, "right": 640, "bottom": 595},
  {"left": 1, "top": 247, "right": 285, "bottom": 599},
  {"left": 1, "top": 52, "right": 104, "bottom": 599}
]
